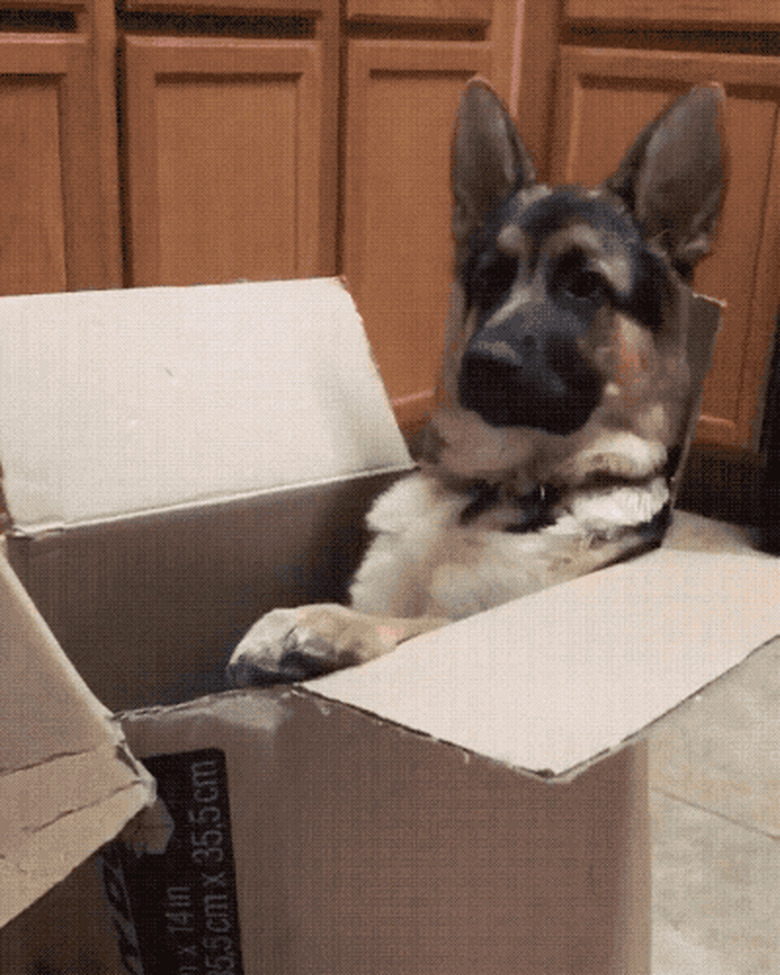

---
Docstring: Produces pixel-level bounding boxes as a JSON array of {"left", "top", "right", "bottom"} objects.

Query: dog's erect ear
[
  {"left": 606, "top": 84, "right": 726, "bottom": 276},
  {"left": 452, "top": 79, "right": 536, "bottom": 247}
]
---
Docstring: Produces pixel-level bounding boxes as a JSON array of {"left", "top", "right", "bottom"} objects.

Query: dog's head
[{"left": 428, "top": 81, "right": 725, "bottom": 492}]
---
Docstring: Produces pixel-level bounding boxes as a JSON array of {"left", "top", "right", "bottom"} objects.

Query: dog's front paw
[
  {"left": 226, "top": 604, "right": 380, "bottom": 687},
  {"left": 226, "top": 606, "right": 345, "bottom": 686}
]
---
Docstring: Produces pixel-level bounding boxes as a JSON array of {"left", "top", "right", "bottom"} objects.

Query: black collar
[{"left": 459, "top": 480, "right": 560, "bottom": 533}]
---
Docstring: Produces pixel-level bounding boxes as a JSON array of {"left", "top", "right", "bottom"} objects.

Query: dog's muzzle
[{"left": 458, "top": 316, "right": 603, "bottom": 435}]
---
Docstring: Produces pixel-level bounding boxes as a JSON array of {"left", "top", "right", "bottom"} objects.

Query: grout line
[{"left": 650, "top": 786, "right": 780, "bottom": 841}]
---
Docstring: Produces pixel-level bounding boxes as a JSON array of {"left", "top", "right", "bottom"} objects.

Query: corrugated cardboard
[
  {"left": 0, "top": 278, "right": 410, "bottom": 531},
  {"left": 0, "top": 551, "right": 155, "bottom": 928}
]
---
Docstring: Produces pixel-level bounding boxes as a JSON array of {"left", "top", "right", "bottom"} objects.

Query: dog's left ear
[
  {"left": 606, "top": 84, "right": 727, "bottom": 276},
  {"left": 452, "top": 78, "right": 536, "bottom": 249}
]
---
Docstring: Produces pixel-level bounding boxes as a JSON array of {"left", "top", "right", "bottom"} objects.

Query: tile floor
[{"left": 648, "top": 512, "right": 778, "bottom": 974}]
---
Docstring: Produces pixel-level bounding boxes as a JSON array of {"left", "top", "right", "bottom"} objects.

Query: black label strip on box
[{"left": 105, "top": 748, "right": 245, "bottom": 975}]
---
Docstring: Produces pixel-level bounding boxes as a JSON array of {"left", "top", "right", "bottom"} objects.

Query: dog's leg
[{"left": 226, "top": 605, "right": 449, "bottom": 687}]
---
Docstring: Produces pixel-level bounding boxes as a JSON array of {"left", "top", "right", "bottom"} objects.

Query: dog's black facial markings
[
  {"left": 465, "top": 247, "right": 520, "bottom": 314},
  {"left": 459, "top": 480, "right": 502, "bottom": 524},
  {"left": 503, "top": 483, "right": 560, "bottom": 533},
  {"left": 462, "top": 187, "right": 671, "bottom": 329},
  {"left": 458, "top": 186, "right": 673, "bottom": 433},
  {"left": 462, "top": 195, "right": 524, "bottom": 314},
  {"left": 551, "top": 248, "right": 614, "bottom": 311},
  {"left": 521, "top": 189, "right": 672, "bottom": 333}
]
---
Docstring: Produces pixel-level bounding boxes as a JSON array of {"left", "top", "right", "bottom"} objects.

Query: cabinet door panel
[
  {"left": 0, "top": 74, "right": 67, "bottom": 295},
  {"left": 123, "top": 37, "right": 323, "bottom": 287},
  {"left": 343, "top": 40, "right": 490, "bottom": 430},
  {"left": 0, "top": 36, "right": 120, "bottom": 295},
  {"left": 553, "top": 47, "right": 780, "bottom": 449}
]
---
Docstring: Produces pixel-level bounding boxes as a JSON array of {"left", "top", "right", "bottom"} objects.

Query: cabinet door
[
  {"left": 343, "top": 40, "right": 491, "bottom": 432},
  {"left": 0, "top": 35, "right": 121, "bottom": 295},
  {"left": 551, "top": 47, "right": 780, "bottom": 450},
  {"left": 123, "top": 36, "right": 325, "bottom": 287}
]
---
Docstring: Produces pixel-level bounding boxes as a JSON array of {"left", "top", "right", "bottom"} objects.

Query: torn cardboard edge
[
  {"left": 668, "top": 285, "right": 725, "bottom": 504},
  {"left": 305, "top": 632, "right": 780, "bottom": 787},
  {"left": 0, "top": 552, "right": 157, "bottom": 928}
]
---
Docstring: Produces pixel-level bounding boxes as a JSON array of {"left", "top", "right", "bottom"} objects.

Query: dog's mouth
[{"left": 457, "top": 348, "right": 603, "bottom": 435}]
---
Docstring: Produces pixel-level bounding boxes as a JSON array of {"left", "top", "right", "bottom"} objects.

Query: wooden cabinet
[
  {"left": 515, "top": 3, "right": 780, "bottom": 453},
  {"left": 563, "top": 1, "right": 780, "bottom": 29},
  {"left": 0, "top": 0, "right": 341, "bottom": 295},
  {"left": 0, "top": 25, "right": 121, "bottom": 295},
  {"left": 123, "top": 35, "right": 326, "bottom": 286}
]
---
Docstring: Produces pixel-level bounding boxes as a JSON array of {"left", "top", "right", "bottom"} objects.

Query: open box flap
[
  {"left": 669, "top": 286, "right": 724, "bottom": 502},
  {"left": 0, "top": 278, "right": 411, "bottom": 533},
  {"left": 0, "top": 553, "right": 156, "bottom": 926},
  {"left": 312, "top": 549, "right": 780, "bottom": 777}
]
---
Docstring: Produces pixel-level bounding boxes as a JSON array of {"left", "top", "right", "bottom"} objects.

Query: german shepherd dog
[{"left": 227, "top": 80, "right": 725, "bottom": 687}]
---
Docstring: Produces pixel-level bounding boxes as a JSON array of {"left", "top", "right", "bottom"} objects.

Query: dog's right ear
[
  {"left": 452, "top": 79, "right": 536, "bottom": 248},
  {"left": 606, "top": 84, "right": 726, "bottom": 277}
]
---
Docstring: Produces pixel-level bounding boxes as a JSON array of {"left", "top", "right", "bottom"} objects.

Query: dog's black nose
[{"left": 458, "top": 338, "right": 602, "bottom": 434}]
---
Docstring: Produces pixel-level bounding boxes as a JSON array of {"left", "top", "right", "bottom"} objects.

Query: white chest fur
[{"left": 349, "top": 472, "right": 669, "bottom": 621}]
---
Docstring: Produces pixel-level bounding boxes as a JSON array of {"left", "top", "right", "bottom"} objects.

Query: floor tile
[
  {"left": 664, "top": 511, "right": 772, "bottom": 557},
  {"left": 651, "top": 791, "right": 780, "bottom": 974},
  {"left": 648, "top": 635, "right": 780, "bottom": 836}
]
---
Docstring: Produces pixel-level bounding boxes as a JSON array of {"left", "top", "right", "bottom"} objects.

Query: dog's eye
[
  {"left": 467, "top": 251, "right": 518, "bottom": 309},
  {"left": 556, "top": 255, "right": 611, "bottom": 306},
  {"left": 564, "top": 270, "right": 606, "bottom": 300}
]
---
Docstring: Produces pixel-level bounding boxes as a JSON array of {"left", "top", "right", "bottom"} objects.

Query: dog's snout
[{"left": 458, "top": 322, "right": 602, "bottom": 435}]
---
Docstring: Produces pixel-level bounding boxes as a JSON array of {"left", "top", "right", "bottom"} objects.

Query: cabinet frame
[{"left": 564, "top": 0, "right": 780, "bottom": 29}]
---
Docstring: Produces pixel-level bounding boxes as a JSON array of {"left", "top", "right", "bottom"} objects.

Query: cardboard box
[{"left": 1, "top": 277, "right": 777, "bottom": 973}]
